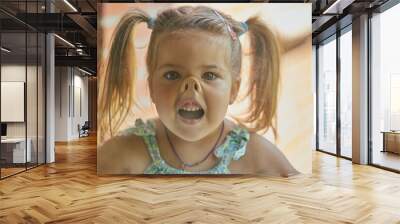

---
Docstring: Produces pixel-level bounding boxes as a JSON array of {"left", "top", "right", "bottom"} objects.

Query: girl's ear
[{"left": 229, "top": 78, "right": 241, "bottom": 105}]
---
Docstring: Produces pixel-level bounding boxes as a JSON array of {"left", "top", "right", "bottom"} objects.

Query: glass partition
[
  {"left": 1, "top": 30, "right": 28, "bottom": 177},
  {"left": 317, "top": 36, "right": 337, "bottom": 155},
  {"left": 0, "top": 1, "right": 46, "bottom": 179}
]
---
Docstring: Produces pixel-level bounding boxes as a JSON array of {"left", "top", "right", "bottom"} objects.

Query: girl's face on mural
[{"left": 149, "top": 31, "right": 239, "bottom": 142}]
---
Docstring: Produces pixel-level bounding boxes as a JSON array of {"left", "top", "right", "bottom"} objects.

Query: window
[
  {"left": 340, "top": 28, "right": 352, "bottom": 158},
  {"left": 317, "top": 36, "right": 337, "bottom": 154},
  {"left": 370, "top": 2, "right": 400, "bottom": 171},
  {"left": 390, "top": 74, "right": 400, "bottom": 130}
]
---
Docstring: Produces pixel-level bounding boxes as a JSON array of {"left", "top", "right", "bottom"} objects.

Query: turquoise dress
[{"left": 120, "top": 119, "right": 250, "bottom": 174}]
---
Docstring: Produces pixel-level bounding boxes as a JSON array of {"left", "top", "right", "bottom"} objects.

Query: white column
[
  {"left": 352, "top": 14, "right": 369, "bottom": 164},
  {"left": 46, "top": 33, "right": 55, "bottom": 163},
  {"left": 45, "top": 1, "right": 55, "bottom": 163}
]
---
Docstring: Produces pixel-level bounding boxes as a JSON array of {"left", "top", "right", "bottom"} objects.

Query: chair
[{"left": 79, "top": 121, "right": 90, "bottom": 138}]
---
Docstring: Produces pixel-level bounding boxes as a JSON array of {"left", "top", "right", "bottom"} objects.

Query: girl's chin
[{"left": 176, "top": 114, "right": 204, "bottom": 126}]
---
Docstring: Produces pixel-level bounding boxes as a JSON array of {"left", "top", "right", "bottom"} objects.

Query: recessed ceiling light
[
  {"left": 77, "top": 67, "right": 93, "bottom": 76},
  {"left": 54, "top": 34, "right": 75, "bottom": 48},
  {"left": 322, "top": 0, "right": 354, "bottom": 15},
  {"left": 63, "top": 0, "right": 78, "bottom": 12},
  {"left": 1, "top": 47, "right": 11, "bottom": 53}
]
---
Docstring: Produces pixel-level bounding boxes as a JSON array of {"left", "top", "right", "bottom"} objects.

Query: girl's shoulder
[
  {"left": 231, "top": 131, "right": 299, "bottom": 177},
  {"left": 97, "top": 118, "right": 154, "bottom": 175},
  {"left": 117, "top": 118, "right": 157, "bottom": 137}
]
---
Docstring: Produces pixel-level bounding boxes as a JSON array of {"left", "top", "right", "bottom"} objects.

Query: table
[
  {"left": 381, "top": 131, "right": 400, "bottom": 154},
  {"left": 1, "top": 138, "right": 32, "bottom": 164}
]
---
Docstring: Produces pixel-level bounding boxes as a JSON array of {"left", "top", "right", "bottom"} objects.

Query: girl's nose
[{"left": 180, "top": 77, "right": 201, "bottom": 92}]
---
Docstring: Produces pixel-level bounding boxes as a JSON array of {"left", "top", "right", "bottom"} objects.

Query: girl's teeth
[{"left": 182, "top": 107, "right": 200, "bottom": 111}]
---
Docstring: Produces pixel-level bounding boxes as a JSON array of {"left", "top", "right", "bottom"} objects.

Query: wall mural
[{"left": 97, "top": 3, "right": 312, "bottom": 176}]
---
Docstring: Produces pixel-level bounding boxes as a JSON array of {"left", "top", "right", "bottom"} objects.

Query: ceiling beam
[
  {"left": 322, "top": 0, "right": 356, "bottom": 14},
  {"left": 55, "top": 55, "right": 96, "bottom": 69},
  {"left": 67, "top": 13, "right": 97, "bottom": 42}
]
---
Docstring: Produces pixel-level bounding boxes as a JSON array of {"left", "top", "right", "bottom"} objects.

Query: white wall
[
  {"left": 55, "top": 67, "right": 69, "bottom": 141},
  {"left": 55, "top": 67, "right": 89, "bottom": 141}
]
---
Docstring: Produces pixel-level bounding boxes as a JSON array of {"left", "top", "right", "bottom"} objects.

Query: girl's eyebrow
[
  {"left": 157, "top": 63, "right": 183, "bottom": 70},
  {"left": 203, "top": 65, "right": 228, "bottom": 73},
  {"left": 157, "top": 64, "right": 222, "bottom": 70},
  {"left": 202, "top": 65, "right": 220, "bottom": 69}
]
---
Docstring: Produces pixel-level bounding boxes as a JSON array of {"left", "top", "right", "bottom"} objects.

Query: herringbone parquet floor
[{"left": 1, "top": 135, "right": 400, "bottom": 223}]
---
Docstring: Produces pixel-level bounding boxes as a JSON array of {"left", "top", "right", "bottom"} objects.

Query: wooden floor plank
[{"left": 0, "top": 135, "right": 399, "bottom": 223}]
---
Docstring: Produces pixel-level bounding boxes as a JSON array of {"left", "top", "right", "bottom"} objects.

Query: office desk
[
  {"left": 1, "top": 138, "right": 31, "bottom": 163},
  {"left": 382, "top": 131, "right": 400, "bottom": 154}
]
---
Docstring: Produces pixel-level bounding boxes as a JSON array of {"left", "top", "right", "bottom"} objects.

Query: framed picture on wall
[{"left": 1, "top": 81, "right": 25, "bottom": 122}]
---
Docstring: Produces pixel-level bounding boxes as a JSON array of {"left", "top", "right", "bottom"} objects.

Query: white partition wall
[{"left": 54, "top": 67, "right": 89, "bottom": 141}]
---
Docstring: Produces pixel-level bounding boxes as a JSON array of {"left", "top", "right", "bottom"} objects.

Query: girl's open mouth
[
  {"left": 177, "top": 99, "right": 205, "bottom": 121},
  {"left": 178, "top": 108, "right": 204, "bottom": 119}
]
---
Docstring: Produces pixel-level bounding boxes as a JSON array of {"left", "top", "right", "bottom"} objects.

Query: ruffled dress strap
[
  {"left": 118, "top": 119, "right": 162, "bottom": 163},
  {"left": 213, "top": 126, "right": 250, "bottom": 170}
]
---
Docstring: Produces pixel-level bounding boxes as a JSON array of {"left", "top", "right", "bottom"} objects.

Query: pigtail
[
  {"left": 241, "top": 16, "right": 281, "bottom": 138},
  {"left": 99, "top": 9, "right": 151, "bottom": 141}
]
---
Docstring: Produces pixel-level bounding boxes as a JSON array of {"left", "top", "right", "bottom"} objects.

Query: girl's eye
[
  {"left": 163, "top": 71, "right": 180, "bottom": 80},
  {"left": 202, "top": 72, "right": 218, "bottom": 81}
]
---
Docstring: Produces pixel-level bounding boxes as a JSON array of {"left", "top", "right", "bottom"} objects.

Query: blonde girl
[{"left": 98, "top": 5, "right": 299, "bottom": 176}]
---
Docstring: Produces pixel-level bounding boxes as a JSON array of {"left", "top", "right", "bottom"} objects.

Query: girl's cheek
[
  {"left": 158, "top": 83, "right": 180, "bottom": 100},
  {"left": 204, "top": 79, "right": 231, "bottom": 94}
]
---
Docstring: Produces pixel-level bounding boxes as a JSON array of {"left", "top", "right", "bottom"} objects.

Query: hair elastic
[
  {"left": 147, "top": 17, "right": 155, "bottom": 29},
  {"left": 238, "top": 22, "right": 248, "bottom": 36},
  {"left": 212, "top": 9, "right": 238, "bottom": 41}
]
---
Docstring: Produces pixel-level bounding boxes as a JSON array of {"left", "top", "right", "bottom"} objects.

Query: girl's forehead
[
  {"left": 155, "top": 30, "right": 232, "bottom": 67},
  {"left": 159, "top": 30, "right": 228, "bottom": 44}
]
